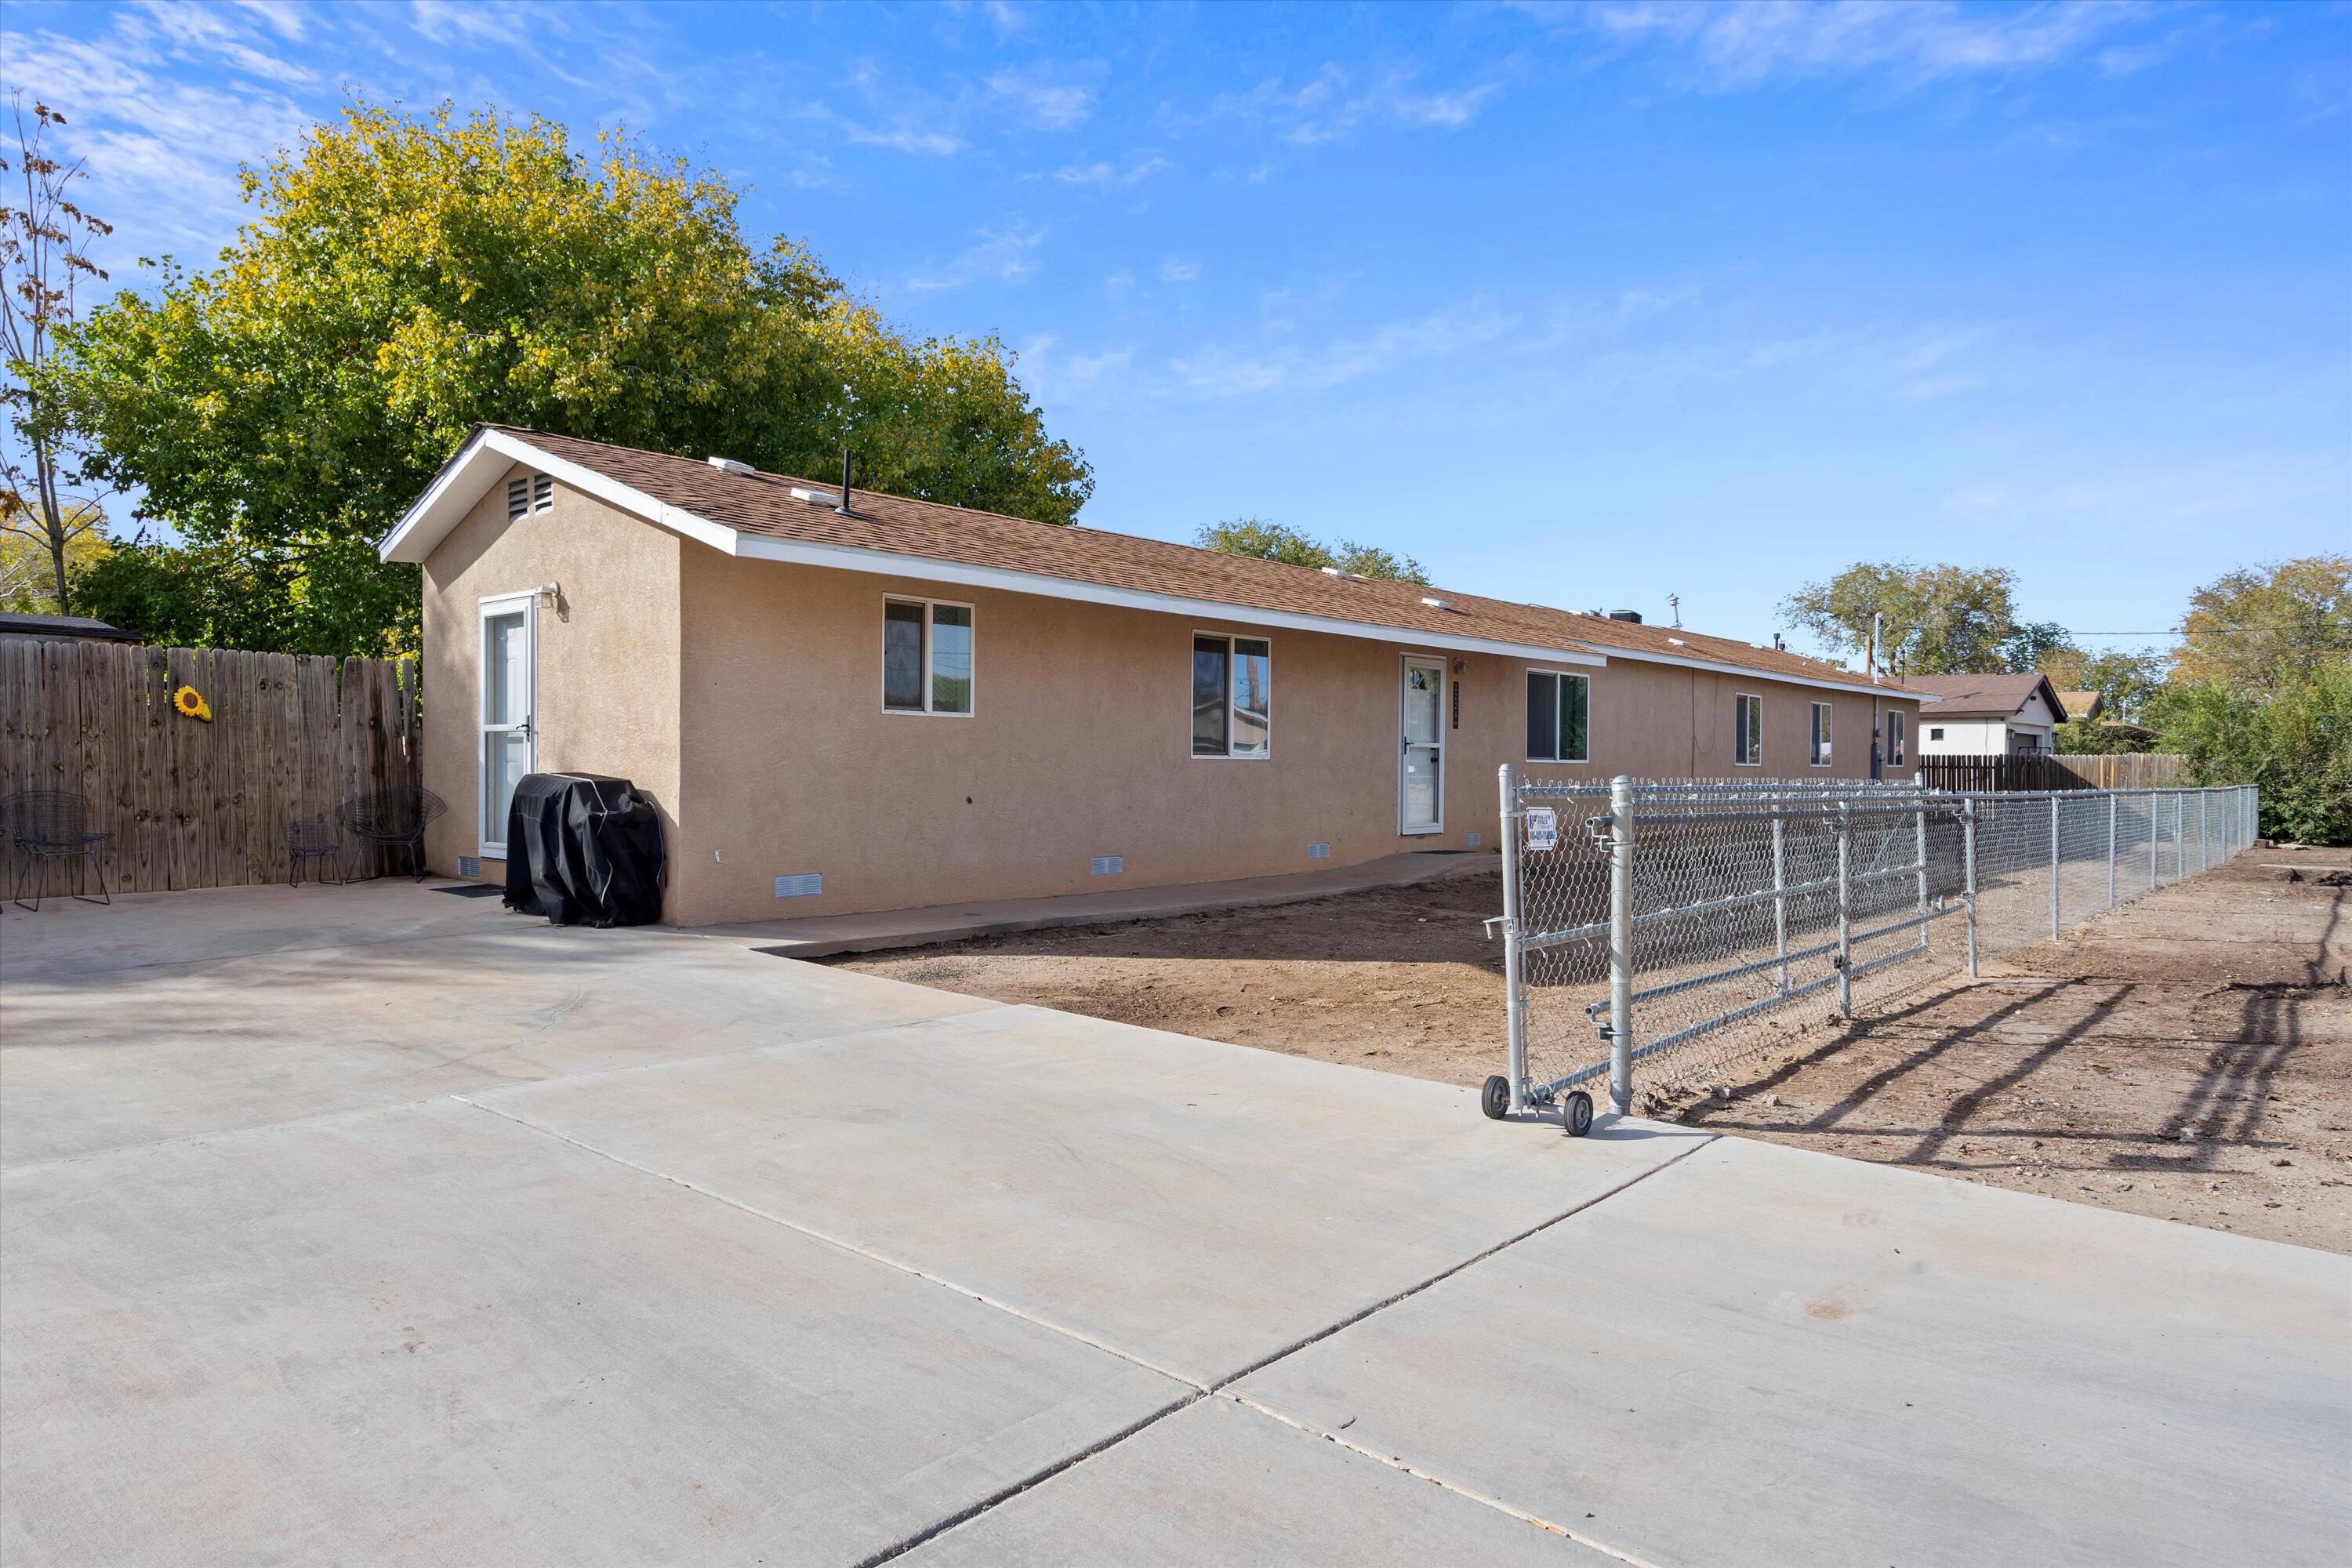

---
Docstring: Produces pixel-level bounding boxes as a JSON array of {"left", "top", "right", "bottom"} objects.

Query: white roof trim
[
  {"left": 380, "top": 430, "right": 1929, "bottom": 698},
  {"left": 725, "top": 530, "right": 1604, "bottom": 666},
  {"left": 1566, "top": 641, "right": 1934, "bottom": 701},
  {"left": 379, "top": 428, "right": 740, "bottom": 563}
]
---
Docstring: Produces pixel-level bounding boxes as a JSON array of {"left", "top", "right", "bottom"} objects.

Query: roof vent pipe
[
  {"left": 836, "top": 448, "right": 855, "bottom": 517},
  {"left": 1607, "top": 609, "right": 1642, "bottom": 623}
]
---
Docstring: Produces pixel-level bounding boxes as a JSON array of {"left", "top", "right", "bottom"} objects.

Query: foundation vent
[
  {"left": 1464, "top": 832, "right": 1483, "bottom": 848},
  {"left": 1307, "top": 843, "right": 1331, "bottom": 860},
  {"left": 775, "top": 873, "right": 824, "bottom": 898},
  {"left": 1090, "top": 855, "right": 1123, "bottom": 877},
  {"left": 457, "top": 856, "right": 481, "bottom": 878}
]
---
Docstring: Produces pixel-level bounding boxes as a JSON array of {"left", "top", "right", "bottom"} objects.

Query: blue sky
[{"left": 4, "top": 1, "right": 2346, "bottom": 656}]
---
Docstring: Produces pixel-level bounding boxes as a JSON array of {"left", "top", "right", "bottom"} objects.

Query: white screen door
[
  {"left": 1399, "top": 657, "right": 1444, "bottom": 834},
  {"left": 480, "top": 596, "right": 536, "bottom": 857}
]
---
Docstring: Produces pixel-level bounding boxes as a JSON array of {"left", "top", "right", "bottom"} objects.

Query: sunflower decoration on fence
[{"left": 172, "top": 684, "right": 214, "bottom": 723}]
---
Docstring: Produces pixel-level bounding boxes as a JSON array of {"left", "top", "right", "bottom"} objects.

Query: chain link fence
[{"left": 1486, "top": 770, "right": 2260, "bottom": 1129}]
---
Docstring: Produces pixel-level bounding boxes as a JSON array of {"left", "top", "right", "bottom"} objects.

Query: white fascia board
[
  {"left": 729, "top": 532, "right": 1607, "bottom": 666},
  {"left": 383, "top": 430, "right": 1604, "bottom": 663},
  {"left": 1567, "top": 640, "right": 1934, "bottom": 702},
  {"left": 378, "top": 429, "right": 742, "bottom": 563}
]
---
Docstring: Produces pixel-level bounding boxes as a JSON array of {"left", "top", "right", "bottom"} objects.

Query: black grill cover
[{"left": 503, "top": 773, "right": 666, "bottom": 927}]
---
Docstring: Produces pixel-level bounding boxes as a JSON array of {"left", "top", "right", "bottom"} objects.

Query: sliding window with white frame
[
  {"left": 1192, "top": 633, "right": 1271, "bottom": 757},
  {"left": 882, "top": 597, "right": 974, "bottom": 716},
  {"left": 1734, "top": 692, "right": 1763, "bottom": 767},
  {"left": 1809, "top": 701, "right": 1832, "bottom": 768},
  {"left": 1526, "top": 669, "right": 1590, "bottom": 763}
]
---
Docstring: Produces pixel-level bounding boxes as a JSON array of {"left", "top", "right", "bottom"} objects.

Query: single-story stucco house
[
  {"left": 379, "top": 426, "right": 1928, "bottom": 926},
  {"left": 1908, "top": 673, "right": 2068, "bottom": 756}
]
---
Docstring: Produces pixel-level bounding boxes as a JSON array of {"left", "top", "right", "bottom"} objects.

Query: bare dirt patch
[{"left": 831, "top": 846, "right": 2352, "bottom": 1253}]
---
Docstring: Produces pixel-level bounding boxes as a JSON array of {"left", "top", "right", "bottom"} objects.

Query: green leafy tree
[
  {"left": 2172, "top": 554, "right": 2350, "bottom": 698},
  {"left": 0, "top": 494, "right": 106, "bottom": 612},
  {"left": 1196, "top": 517, "right": 1428, "bottom": 584},
  {"left": 2, "top": 95, "right": 114, "bottom": 615},
  {"left": 2147, "top": 660, "right": 2351, "bottom": 846},
  {"left": 2037, "top": 645, "right": 2167, "bottom": 723},
  {"left": 53, "top": 100, "right": 1091, "bottom": 656},
  {"left": 1779, "top": 561, "right": 2022, "bottom": 676}
]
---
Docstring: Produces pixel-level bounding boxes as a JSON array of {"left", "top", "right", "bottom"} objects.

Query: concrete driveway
[{"left": 5, "top": 881, "right": 2347, "bottom": 1566}]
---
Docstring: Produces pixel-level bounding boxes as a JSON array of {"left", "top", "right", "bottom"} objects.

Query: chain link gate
[{"left": 1484, "top": 769, "right": 2260, "bottom": 1133}]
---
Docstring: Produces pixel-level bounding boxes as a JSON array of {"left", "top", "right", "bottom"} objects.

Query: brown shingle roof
[
  {"left": 1904, "top": 673, "right": 2063, "bottom": 720},
  {"left": 488, "top": 425, "right": 1925, "bottom": 695}
]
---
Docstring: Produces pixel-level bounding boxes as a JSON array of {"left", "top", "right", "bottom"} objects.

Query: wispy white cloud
[
  {"left": 1015, "top": 332, "right": 1131, "bottom": 404},
  {"left": 903, "top": 227, "right": 1047, "bottom": 293},
  {"left": 408, "top": 0, "right": 528, "bottom": 49},
  {"left": 1054, "top": 153, "right": 1171, "bottom": 188},
  {"left": 985, "top": 68, "right": 1095, "bottom": 130},
  {"left": 1167, "top": 297, "right": 1521, "bottom": 399},
  {"left": 1203, "top": 64, "right": 1506, "bottom": 147},
  {"left": 1564, "top": 0, "right": 2138, "bottom": 88},
  {"left": 0, "top": 13, "right": 315, "bottom": 260},
  {"left": 131, "top": 0, "right": 318, "bottom": 84},
  {"left": 1159, "top": 257, "right": 1200, "bottom": 284}
]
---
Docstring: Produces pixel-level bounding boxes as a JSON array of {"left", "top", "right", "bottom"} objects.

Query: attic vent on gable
[{"left": 506, "top": 474, "right": 553, "bottom": 521}]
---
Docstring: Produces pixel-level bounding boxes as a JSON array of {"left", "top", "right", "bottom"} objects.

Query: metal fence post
[
  {"left": 2198, "top": 790, "right": 2209, "bottom": 873},
  {"left": 1497, "top": 764, "right": 1528, "bottom": 1115},
  {"left": 1770, "top": 804, "right": 1789, "bottom": 994},
  {"left": 2117, "top": 789, "right": 2136, "bottom": 912},
  {"left": 2049, "top": 793, "right": 2063, "bottom": 938},
  {"left": 1914, "top": 773, "right": 1930, "bottom": 956},
  {"left": 1962, "top": 796, "right": 1979, "bottom": 979},
  {"left": 2150, "top": 791, "right": 2160, "bottom": 891},
  {"left": 1606, "top": 775, "right": 1636, "bottom": 1117},
  {"left": 1835, "top": 800, "right": 1853, "bottom": 1020}
]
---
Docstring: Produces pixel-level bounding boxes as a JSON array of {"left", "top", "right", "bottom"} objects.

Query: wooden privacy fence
[
  {"left": 2048, "top": 753, "right": 2185, "bottom": 790},
  {"left": 1920, "top": 752, "right": 2186, "bottom": 793},
  {"left": 0, "top": 640, "right": 420, "bottom": 895}
]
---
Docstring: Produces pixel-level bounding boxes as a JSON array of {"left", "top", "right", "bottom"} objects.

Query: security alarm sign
[{"left": 1525, "top": 807, "right": 1559, "bottom": 851}]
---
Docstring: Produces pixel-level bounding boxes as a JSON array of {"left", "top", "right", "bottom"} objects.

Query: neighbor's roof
[
  {"left": 0, "top": 612, "right": 136, "bottom": 643},
  {"left": 2056, "top": 689, "right": 2101, "bottom": 719},
  {"left": 382, "top": 425, "right": 1931, "bottom": 699},
  {"left": 1904, "top": 672, "right": 2067, "bottom": 720}
]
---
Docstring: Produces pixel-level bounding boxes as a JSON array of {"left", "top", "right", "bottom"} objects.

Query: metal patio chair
[
  {"left": 337, "top": 786, "right": 445, "bottom": 883},
  {"left": 287, "top": 819, "right": 341, "bottom": 887},
  {"left": 3, "top": 789, "right": 112, "bottom": 912}
]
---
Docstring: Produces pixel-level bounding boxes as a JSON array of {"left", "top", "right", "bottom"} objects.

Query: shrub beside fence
[
  {"left": 1920, "top": 752, "right": 2184, "bottom": 793},
  {"left": 0, "top": 639, "right": 420, "bottom": 895}
]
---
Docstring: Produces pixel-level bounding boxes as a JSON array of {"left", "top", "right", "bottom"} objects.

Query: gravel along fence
[{"left": 1485, "top": 771, "right": 2260, "bottom": 1133}]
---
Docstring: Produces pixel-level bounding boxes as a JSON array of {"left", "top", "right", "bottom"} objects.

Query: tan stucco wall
[
  {"left": 660, "top": 550, "right": 1918, "bottom": 926},
  {"left": 419, "top": 465, "right": 684, "bottom": 901},
  {"left": 416, "top": 477, "right": 1918, "bottom": 927}
]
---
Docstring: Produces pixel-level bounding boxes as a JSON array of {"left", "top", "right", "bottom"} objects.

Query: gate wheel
[
  {"left": 1480, "top": 1076, "right": 1511, "bottom": 1120},
  {"left": 1563, "top": 1091, "right": 1595, "bottom": 1138}
]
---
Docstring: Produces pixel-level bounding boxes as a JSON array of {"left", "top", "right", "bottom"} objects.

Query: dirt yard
[{"left": 832, "top": 846, "right": 2352, "bottom": 1253}]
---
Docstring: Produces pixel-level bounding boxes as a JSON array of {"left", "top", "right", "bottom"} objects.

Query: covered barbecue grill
[{"left": 503, "top": 773, "right": 666, "bottom": 927}]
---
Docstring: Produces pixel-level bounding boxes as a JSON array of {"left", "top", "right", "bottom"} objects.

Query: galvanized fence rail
[{"left": 1485, "top": 769, "right": 2259, "bottom": 1130}]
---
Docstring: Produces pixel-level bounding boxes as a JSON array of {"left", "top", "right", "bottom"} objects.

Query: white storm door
[
  {"left": 1399, "top": 656, "right": 1445, "bottom": 834},
  {"left": 480, "top": 595, "right": 537, "bottom": 858}
]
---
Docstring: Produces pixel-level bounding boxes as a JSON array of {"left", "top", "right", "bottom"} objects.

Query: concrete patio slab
[
  {"left": 468, "top": 1003, "right": 1715, "bottom": 1387},
  {"left": 898, "top": 1394, "right": 1619, "bottom": 1566},
  {"left": 0, "top": 1097, "right": 1185, "bottom": 1568},
  {"left": 693, "top": 848, "right": 1492, "bottom": 958},
  {"left": 1234, "top": 1134, "right": 2352, "bottom": 1568},
  {"left": 1, "top": 883, "right": 996, "bottom": 1167}
]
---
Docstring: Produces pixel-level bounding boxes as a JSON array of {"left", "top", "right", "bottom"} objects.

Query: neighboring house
[
  {"left": 380, "top": 426, "right": 1927, "bottom": 925},
  {"left": 2056, "top": 689, "right": 2102, "bottom": 722},
  {"left": 0, "top": 612, "right": 137, "bottom": 644},
  {"left": 1907, "top": 673, "right": 2068, "bottom": 756}
]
